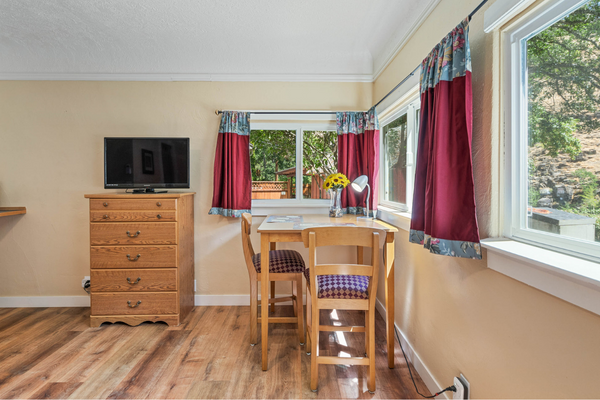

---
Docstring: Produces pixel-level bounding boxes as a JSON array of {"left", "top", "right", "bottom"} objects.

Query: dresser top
[{"left": 84, "top": 192, "right": 195, "bottom": 199}]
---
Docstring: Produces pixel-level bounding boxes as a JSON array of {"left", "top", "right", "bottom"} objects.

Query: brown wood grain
[
  {"left": 176, "top": 193, "right": 195, "bottom": 322},
  {"left": 0, "top": 306, "right": 431, "bottom": 399},
  {"left": 91, "top": 293, "right": 177, "bottom": 315},
  {"left": 91, "top": 269, "right": 177, "bottom": 292},
  {"left": 90, "top": 222, "right": 177, "bottom": 245},
  {"left": 90, "top": 246, "right": 177, "bottom": 269},
  {"left": 90, "top": 210, "right": 177, "bottom": 222},
  {"left": 89, "top": 199, "right": 177, "bottom": 210},
  {"left": 0, "top": 207, "right": 26, "bottom": 217}
]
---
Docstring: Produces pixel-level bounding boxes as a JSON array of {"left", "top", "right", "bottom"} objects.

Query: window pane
[
  {"left": 302, "top": 130, "right": 337, "bottom": 199},
  {"left": 383, "top": 114, "right": 408, "bottom": 204},
  {"left": 250, "top": 130, "right": 296, "bottom": 200},
  {"left": 526, "top": 0, "right": 600, "bottom": 242}
]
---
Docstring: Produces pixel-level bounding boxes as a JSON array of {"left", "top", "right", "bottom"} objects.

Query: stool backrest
[{"left": 301, "top": 226, "right": 385, "bottom": 301}]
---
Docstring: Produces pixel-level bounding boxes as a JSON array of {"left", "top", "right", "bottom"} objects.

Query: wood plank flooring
[{"left": 0, "top": 306, "right": 431, "bottom": 399}]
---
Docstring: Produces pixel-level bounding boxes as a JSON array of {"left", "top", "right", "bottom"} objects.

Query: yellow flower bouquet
[
  {"left": 323, "top": 173, "right": 349, "bottom": 217},
  {"left": 323, "top": 173, "right": 350, "bottom": 190}
]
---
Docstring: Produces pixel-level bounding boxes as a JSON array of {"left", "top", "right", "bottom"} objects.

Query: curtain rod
[
  {"left": 216, "top": 0, "right": 491, "bottom": 117},
  {"left": 215, "top": 110, "right": 336, "bottom": 115},
  {"left": 373, "top": 0, "right": 490, "bottom": 109}
]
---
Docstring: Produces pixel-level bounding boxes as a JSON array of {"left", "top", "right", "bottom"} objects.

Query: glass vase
[{"left": 328, "top": 188, "right": 343, "bottom": 218}]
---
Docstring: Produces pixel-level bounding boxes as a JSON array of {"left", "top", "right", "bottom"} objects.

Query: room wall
[
  {"left": 374, "top": 0, "right": 600, "bottom": 398},
  {"left": 0, "top": 80, "right": 371, "bottom": 298}
]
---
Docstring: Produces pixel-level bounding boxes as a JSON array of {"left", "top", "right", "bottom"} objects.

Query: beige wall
[
  {"left": 374, "top": 0, "right": 600, "bottom": 397},
  {"left": 0, "top": 81, "right": 371, "bottom": 297}
]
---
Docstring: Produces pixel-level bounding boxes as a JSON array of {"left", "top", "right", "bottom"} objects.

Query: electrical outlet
[
  {"left": 82, "top": 276, "right": 90, "bottom": 288},
  {"left": 453, "top": 375, "right": 470, "bottom": 399},
  {"left": 460, "top": 374, "right": 470, "bottom": 399}
]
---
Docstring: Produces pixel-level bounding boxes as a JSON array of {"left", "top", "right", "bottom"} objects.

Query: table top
[{"left": 257, "top": 214, "right": 398, "bottom": 233}]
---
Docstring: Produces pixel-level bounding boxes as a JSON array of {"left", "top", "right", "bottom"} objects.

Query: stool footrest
[
  {"left": 319, "top": 325, "right": 365, "bottom": 332},
  {"left": 258, "top": 317, "right": 298, "bottom": 324},
  {"left": 317, "top": 356, "right": 369, "bottom": 365}
]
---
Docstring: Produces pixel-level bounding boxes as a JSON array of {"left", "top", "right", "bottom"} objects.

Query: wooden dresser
[{"left": 84, "top": 193, "right": 195, "bottom": 327}]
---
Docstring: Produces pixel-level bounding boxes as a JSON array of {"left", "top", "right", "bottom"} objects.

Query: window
[
  {"left": 380, "top": 97, "right": 420, "bottom": 211},
  {"left": 505, "top": 0, "right": 600, "bottom": 260},
  {"left": 249, "top": 122, "right": 338, "bottom": 205}
]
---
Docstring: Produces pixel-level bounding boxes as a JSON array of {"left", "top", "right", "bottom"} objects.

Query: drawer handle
[
  {"left": 103, "top": 202, "right": 109, "bottom": 207},
  {"left": 157, "top": 214, "right": 162, "bottom": 219},
  {"left": 157, "top": 202, "right": 162, "bottom": 207},
  {"left": 127, "top": 300, "right": 142, "bottom": 308},
  {"left": 126, "top": 254, "right": 141, "bottom": 261},
  {"left": 103, "top": 214, "right": 109, "bottom": 219},
  {"left": 127, "top": 277, "right": 141, "bottom": 284},
  {"left": 126, "top": 231, "right": 141, "bottom": 238}
]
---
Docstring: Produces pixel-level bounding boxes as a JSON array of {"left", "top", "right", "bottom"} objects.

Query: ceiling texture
[{"left": 0, "top": 0, "right": 438, "bottom": 81}]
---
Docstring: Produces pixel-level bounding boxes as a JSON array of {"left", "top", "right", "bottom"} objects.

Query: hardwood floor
[{"left": 0, "top": 306, "right": 431, "bottom": 399}]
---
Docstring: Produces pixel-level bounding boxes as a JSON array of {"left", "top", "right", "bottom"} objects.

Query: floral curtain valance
[
  {"left": 409, "top": 18, "right": 482, "bottom": 260},
  {"left": 336, "top": 107, "right": 380, "bottom": 135},
  {"left": 209, "top": 111, "right": 252, "bottom": 218},
  {"left": 336, "top": 106, "right": 380, "bottom": 217},
  {"left": 420, "top": 18, "right": 472, "bottom": 94}
]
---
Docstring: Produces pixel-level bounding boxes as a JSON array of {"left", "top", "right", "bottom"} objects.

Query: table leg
[
  {"left": 357, "top": 246, "right": 363, "bottom": 264},
  {"left": 261, "top": 233, "right": 270, "bottom": 371},
  {"left": 385, "top": 232, "right": 395, "bottom": 369}
]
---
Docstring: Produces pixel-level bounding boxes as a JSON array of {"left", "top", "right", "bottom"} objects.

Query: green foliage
[
  {"left": 527, "top": 0, "right": 600, "bottom": 157},
  {"left": 573, "top": 168, "right": 600, "bottom": 208},
  {"left": 528, "top": 159, "right": 541, "bottom": 206},
  {"left": 249, "top": 129, "right": 337, "bottom": 185},
  {"left": 249, "top": 130, "right": 296, "bottom": 181}
]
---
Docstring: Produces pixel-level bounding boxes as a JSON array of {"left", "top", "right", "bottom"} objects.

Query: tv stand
[{"left": 131, "top": 188, "right": 168, "bottom": 194}]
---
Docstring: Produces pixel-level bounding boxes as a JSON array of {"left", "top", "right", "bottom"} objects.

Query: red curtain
[
  {"left": 337, "top": 107, "right": 380, "bottom": 217},
  {"left": 409, "top": 19, "right": 481, "bottom": 259},
  {"left": 209, "top": 111, "right": 252, "bottom": 218}
]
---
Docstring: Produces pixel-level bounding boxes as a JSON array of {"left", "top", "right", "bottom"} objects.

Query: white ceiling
[{"left": 0, "top": 0, "right": 438, "bottom": 81}]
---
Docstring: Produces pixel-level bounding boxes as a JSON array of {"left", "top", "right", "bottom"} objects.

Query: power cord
[{"left": 394, "top": 325, "right": 456, "bottom": 398}]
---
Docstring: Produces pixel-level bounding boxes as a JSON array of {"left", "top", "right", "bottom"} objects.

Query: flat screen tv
[{"left": 104, "top": 137, "right": 190, "bottom": 192}]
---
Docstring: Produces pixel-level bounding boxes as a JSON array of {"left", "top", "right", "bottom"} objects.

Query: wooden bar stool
[
  {"left": 302, "top": 226, "right": 384, "bottom": 393},
  {"left": 241, "top": 213, "right": 305, "bottom": 346}
]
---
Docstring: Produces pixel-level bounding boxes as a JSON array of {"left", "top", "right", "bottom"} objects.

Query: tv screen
[{"left": 104, "top": 138, "right": 190, "bottom": 189}]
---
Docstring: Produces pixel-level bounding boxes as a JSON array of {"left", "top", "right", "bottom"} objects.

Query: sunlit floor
[{"left": 0, "top": 306, "right": 430, "bottom": 399}]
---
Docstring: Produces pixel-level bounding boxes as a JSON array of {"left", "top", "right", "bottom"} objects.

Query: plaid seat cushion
[
  {"left": 304, "top": 269, "right": 369, "bottom": 300},
  {"left": 252, "top": 250, "right": 305, "bottom": 274}
]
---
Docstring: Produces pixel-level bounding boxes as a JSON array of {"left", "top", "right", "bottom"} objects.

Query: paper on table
[{"left": 266, "top": 215, "right": 304, "bottom": 223}]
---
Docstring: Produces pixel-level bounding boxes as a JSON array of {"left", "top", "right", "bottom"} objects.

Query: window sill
[
  {"left": 377, "top": 205, "right": 411, "bottom": 232},
  {"left": 481, "top": 238, "right": 600, "bottom": 317}
]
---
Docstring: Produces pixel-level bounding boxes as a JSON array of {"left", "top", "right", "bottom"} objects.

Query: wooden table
[
  {"left": 257, "top": 214, "right": 398, "bottom": 371},
  {"left": 0, "top": 207, "right": 27, "bottom": 218}
]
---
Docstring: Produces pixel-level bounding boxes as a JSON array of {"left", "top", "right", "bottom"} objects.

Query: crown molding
[
  {"left": 0, "top": 72, "right": 373, "bottom": 83},
  {"left": 372, "top": 0, "right": 441, "bottom": 81}
]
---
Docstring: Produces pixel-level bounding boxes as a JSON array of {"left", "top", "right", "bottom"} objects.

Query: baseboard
[
  {"left": 0, "top": 294, "right": 305, "bottom": 308},
  {"left": 375, "top": 298, "right": 449, "bottom": 399},
  {"left": 0, "top": 296, "right": 91, "bottom": 308}
]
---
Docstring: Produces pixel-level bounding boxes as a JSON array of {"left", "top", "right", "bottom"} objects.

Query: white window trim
[
  {"left": 503, "top": 0, "right": 600, "bottom": 262},
  {"left": 378, "top": 94, "right": 421, "bottom": 213},
  {"left": 250, "top": 120, "right": 336, "bottom": 215}
]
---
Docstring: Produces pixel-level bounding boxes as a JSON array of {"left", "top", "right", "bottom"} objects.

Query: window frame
[
  {"left": 250, "top": 121, "right": 337, "bottom": 211},
  {"left": 378, "top": 95, "right": 421, "bottom": 212},
  {"left": 503, "top": 0, "right": 600, "bottom": 262}
]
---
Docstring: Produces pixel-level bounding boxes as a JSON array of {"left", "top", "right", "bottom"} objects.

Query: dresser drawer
[
  {"left": 90, "top": 246, "right": 177, "bottom": 269},
  {"left": 90, "top": 210, "right": 177, "bottom": 222},
  {"left": 91, "top": 269, "right": 177, "bottom": 292},
  {"left": 90, "top": 199, "right": 176, "bottom": 211},
  {"left": 90, "top": 223, "right": 177, "bottom": 245},
  {"left": 91, "top": 293, "right": 177, "bottom": 315}
]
